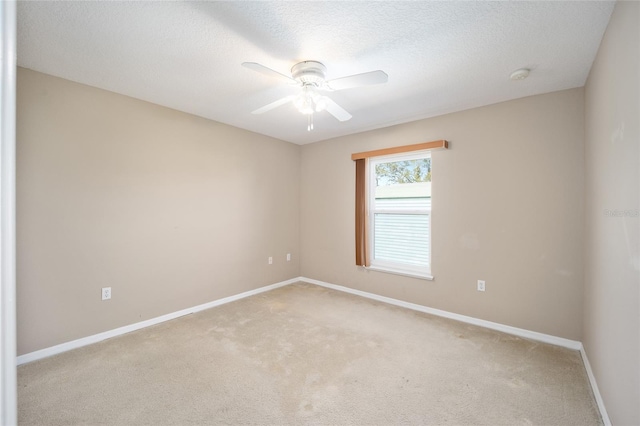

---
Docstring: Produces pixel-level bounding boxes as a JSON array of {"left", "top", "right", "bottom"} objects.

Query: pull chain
[{"left": 307, "top": 113, "right": 314, "bottom": 132}]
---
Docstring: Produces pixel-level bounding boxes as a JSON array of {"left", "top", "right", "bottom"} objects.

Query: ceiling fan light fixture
[
  {"left": 244, "top": 60, "right": 385, "bottom": 130},
  {"left": 300, "top": 104, "right": 314, "bottom": 115},
  {"left": 291, "top": 61, "right": 327, "bottom": 85},
  {"left": 315, "top": 96, "right": 328, "bottom": 112},
  {"left": 295, "top": 86, "right": 324, "bottom": 115},
  {"left": 294, "top": 99, "right": 314, "bottom": 115}
]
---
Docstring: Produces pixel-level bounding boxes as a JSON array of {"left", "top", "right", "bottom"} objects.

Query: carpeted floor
[{"left": 18, "top": 282, "right": 602, "bottom": 425}]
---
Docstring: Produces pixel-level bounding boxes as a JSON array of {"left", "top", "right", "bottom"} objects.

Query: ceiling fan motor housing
[{"left": 291, "top": 61, "right": 327, "bottom": 85}]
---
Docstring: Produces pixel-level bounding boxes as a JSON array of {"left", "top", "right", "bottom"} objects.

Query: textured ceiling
[{"left": 17, "top": 1, "right": 614, "bottom": 145}]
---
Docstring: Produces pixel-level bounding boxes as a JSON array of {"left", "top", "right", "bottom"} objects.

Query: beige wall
[
  {"left": 17, "top": 68, "right": 300, "bottom": 355},
  {"left": 583, "top": 2, "right": 640, "bottom": 425},
  {"left": 301, "top": 88, "right": 585, "bottom": 340}
]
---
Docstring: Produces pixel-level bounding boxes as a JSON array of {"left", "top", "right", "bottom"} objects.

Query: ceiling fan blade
[
  {"left": 327, "top": 70, "right": 388, "bottom": 91},
  {"left": 242, "top": 62, "right": 296, "bottom": 84},
  {"left": 251, "top": 95, "right": 297, "bottom": 115},
  {"left": 324, "top": 97, "right": 352, "bottom": 122}
]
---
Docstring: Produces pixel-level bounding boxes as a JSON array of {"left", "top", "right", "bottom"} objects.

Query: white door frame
[{"left": 0, "top": 0, "right": 17, "bottom": 424}]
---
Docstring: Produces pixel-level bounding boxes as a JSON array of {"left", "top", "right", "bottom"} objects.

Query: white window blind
[{"left": 373, "top": 212, "right": 430, "bottom": 267}]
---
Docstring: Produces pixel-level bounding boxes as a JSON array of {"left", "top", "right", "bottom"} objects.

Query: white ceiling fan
[{"left": 242, "top": 61, "right": 388, "bottom": 131}]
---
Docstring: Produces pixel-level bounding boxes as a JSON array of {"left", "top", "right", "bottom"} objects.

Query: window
[
  {"left": 352, "top": 140, "right": 447, "bottom": 280},
  {"left": 368, "top": 152, "right": 432, "bottom": 278}
]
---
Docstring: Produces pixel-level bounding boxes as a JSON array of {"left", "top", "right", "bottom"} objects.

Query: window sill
[{"left": 364, "top": 265, "right": 434, "bottom": 281}]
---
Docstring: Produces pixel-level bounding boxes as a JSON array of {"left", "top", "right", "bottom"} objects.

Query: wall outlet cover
[{"left": 101, "top": 287, "right": 112, "bottom": 300}]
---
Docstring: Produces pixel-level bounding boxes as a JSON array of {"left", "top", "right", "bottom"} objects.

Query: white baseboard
[
  {"left": 299, "top": 277, "right": 614, "bottom": 422},
  {"left": 17, "top": 277, "right": 299, "bottom": 366},
  {"left": 299, "top": 277, "right": 582, "bottom": 350},
  {"left": 18, "top": 274, "right": 609, "bottom": 426},
  {"left": 580, "top": 346, "right": 612, "bottom": 426}
]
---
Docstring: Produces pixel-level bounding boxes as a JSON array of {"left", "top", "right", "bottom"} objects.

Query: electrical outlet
[
  {"left": 286, "top": 253, "right": 291, "bottom": 261},
  {"left": 101, "top": 287, "right": 111, "bottom": 300},
  {"left": 268, "top": 256, "right": 273, "bottom": 265},
  {"left": 477, "top": 280, "right": 485, "bottom": 292}
]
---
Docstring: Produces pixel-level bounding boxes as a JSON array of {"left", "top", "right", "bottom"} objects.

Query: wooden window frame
[{"left": 353, "top": 140, "right": 448, "bottom": 273}]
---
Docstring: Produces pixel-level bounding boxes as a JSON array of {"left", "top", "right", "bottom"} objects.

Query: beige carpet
[{"left": 19, "top": 282, "right": 601, "bottom": 425}]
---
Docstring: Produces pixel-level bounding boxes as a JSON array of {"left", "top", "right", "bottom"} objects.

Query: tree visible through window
[
  {"left": 375, "top": 157, "right": 431, "bottom": 185},
  {"left": 369, "top": 152, "right": 432, "bottom": 277}
]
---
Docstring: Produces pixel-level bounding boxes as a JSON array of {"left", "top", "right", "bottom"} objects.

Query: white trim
[
  {"left": 364, "top": 265, "right": 434, "bottom": 281},
  {"left": 16, "top": 275, "right": 609, "bottom": 425},
  {"left": 0, "top": 1, "right": 17, "bottom": 424},
  {"left": 304, "top": 275, "right": 609, "bottom": 420},
  {"left": 17, "top": 278, "right": 298, "bottom": 366},
  {"left": 299, "top": 277, "right": 582, "bottom": 350},
  {"left": 580, "top": 346, "right": 611, "bottom": 426}
]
